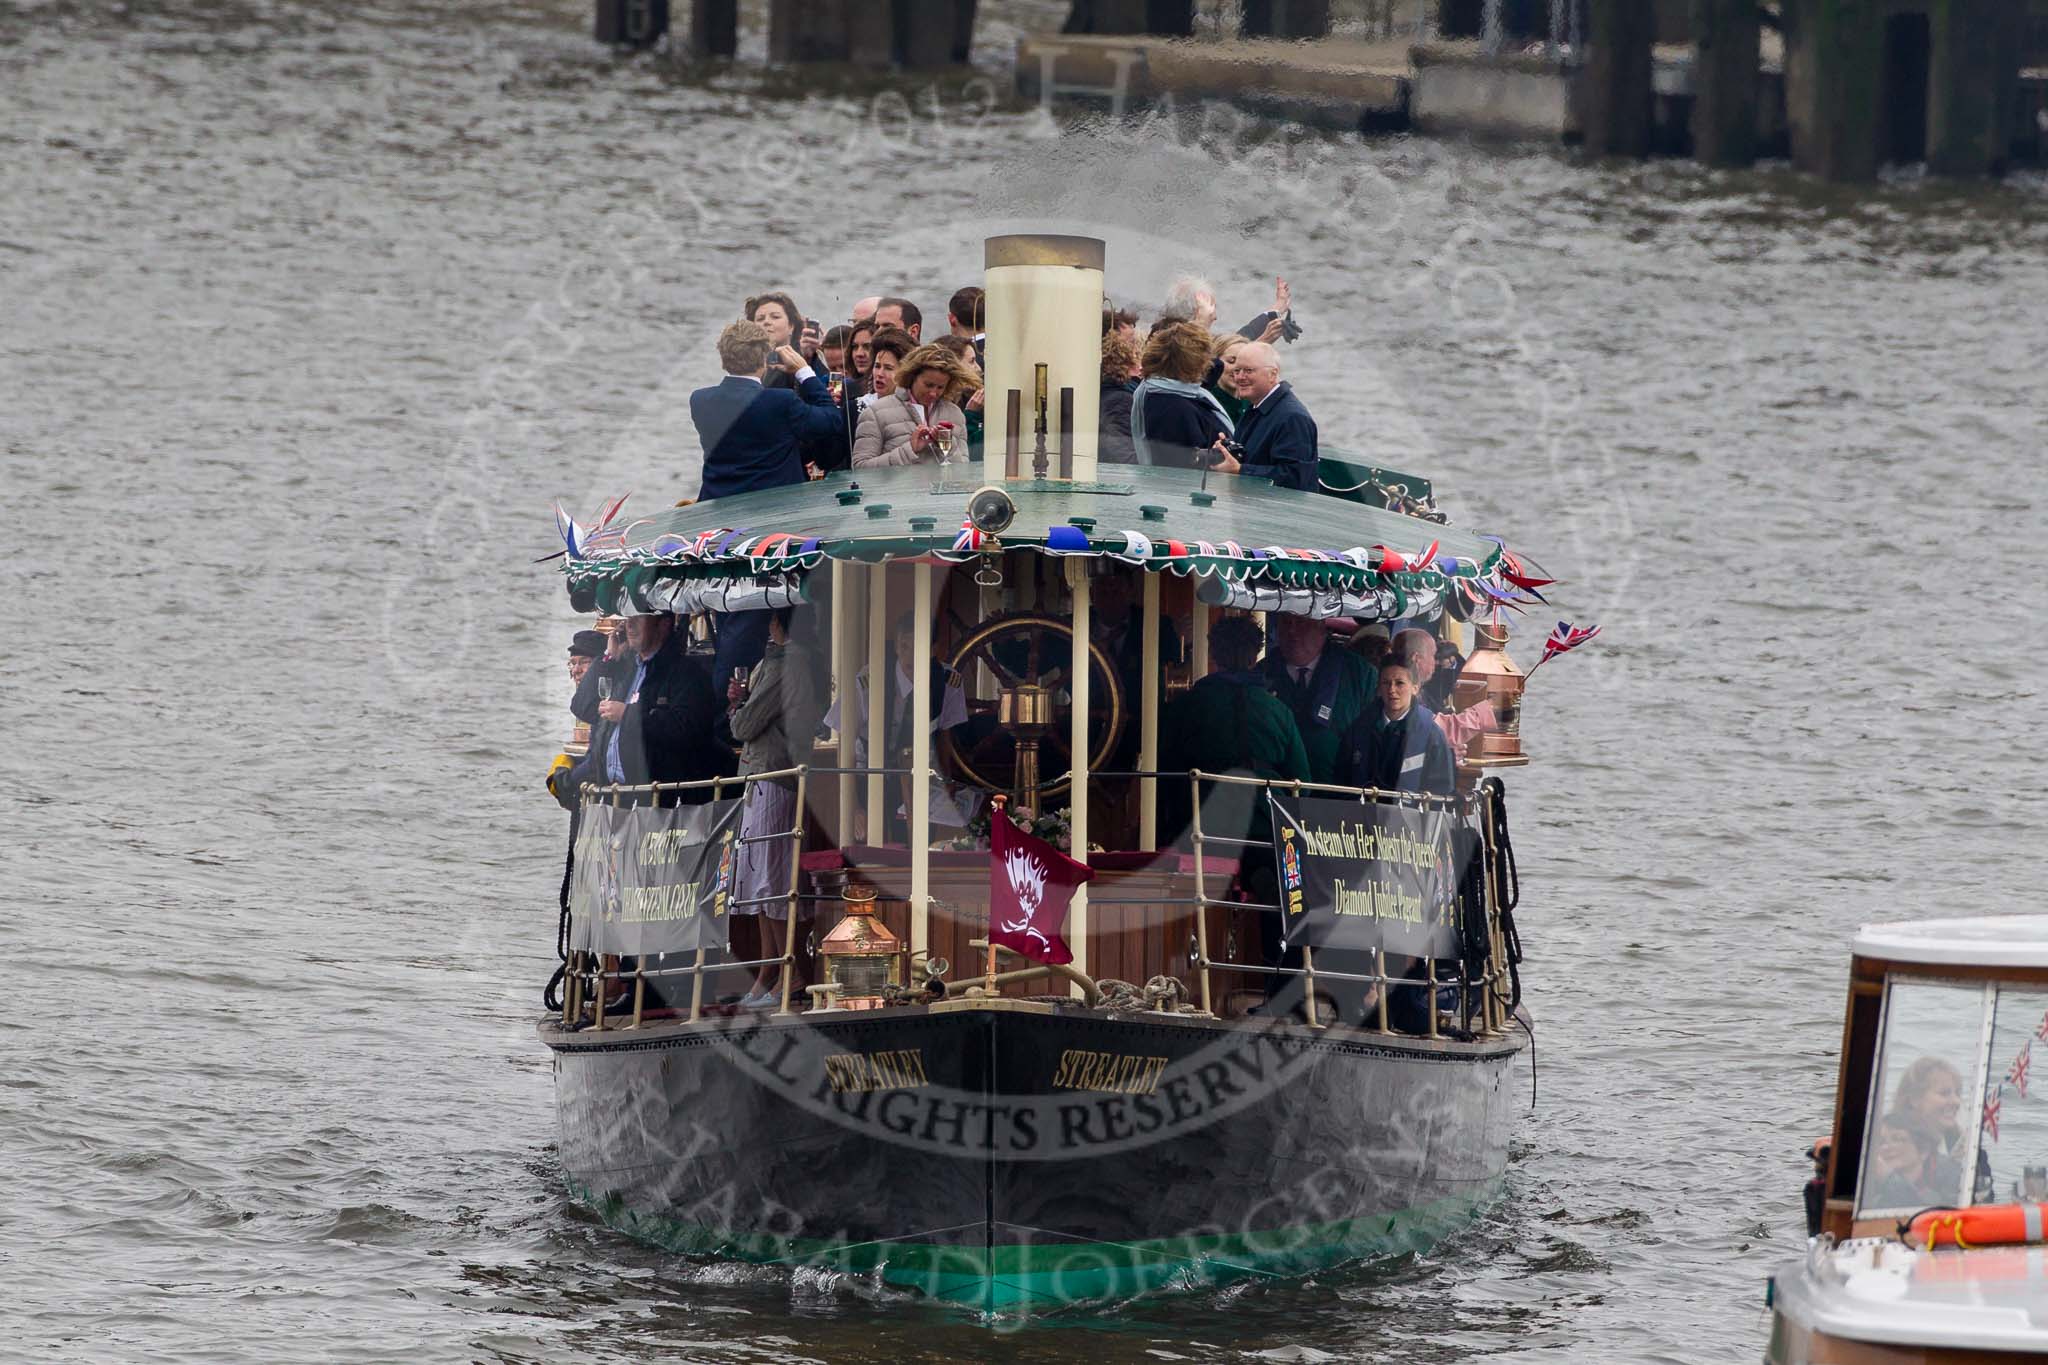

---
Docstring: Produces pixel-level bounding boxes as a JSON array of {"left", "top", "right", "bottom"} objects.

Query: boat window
[
  {"left": 1973, "top": 987, "right": 2048, "bottom": 1207},
  {"left": 1856, "top": 979, "right": 1992, "bottom": 1218}
]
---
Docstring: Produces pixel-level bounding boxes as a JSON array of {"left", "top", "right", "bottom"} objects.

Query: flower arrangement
[{"left": 936, "top": 803, "right": 1098, "bottom": 853}]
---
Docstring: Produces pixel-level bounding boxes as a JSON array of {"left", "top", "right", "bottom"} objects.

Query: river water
[{"left": 5, "top": 0, "right": 2047, "bottom": 1359}]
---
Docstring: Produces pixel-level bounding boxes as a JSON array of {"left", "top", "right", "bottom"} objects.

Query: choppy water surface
[{"left": 5, "top": 0, "right": 2047, "bottom": 1358}]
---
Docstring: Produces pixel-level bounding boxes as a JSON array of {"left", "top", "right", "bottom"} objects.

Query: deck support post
[
  {"left": 865, "top": 562, "right": 888, "bottom": 845},
  {"left": 1375, "top": 947, "right": 1390, "bottom": 1034},
  {"left": 1067, "top": 560, "right": 1091, "bottom": 990},
  {"left": 832, "top": 561, "right": 860, "bottom": 845},
  {"left": 1188, "top": 771, "right": 1215, "bottom": 1016},
  {"left": 777, "top": 767, "right": 808, "bottom": 1015},
  {"left": 1189, "top": 595, "right": 1208, "bottom": 680},
  {"left": 1138, "top": 571, "right": 1160, "bottom": 853},
  {"left": 910, "top": 565, "right": 933, "bottom": 963}
]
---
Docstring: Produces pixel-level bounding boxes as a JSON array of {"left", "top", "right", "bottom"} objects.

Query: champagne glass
[{"left": 932, "top": 422, "right": 957, "bottom": 466}]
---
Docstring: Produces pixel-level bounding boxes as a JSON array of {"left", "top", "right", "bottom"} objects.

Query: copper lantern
[
  {"left": 816, "top": 882, "right": 904, "bottom": 1011},
  {"left": 1453, "top": 621, "right": 1529, "bottom": 764}
]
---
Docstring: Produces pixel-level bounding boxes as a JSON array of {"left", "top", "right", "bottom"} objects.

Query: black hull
[{"left": 543, "top": 1002, "right": 1523, "bottom": 1310}]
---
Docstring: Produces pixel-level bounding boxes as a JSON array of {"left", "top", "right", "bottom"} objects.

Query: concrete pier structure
[
  {"left": 1783, "top": 0, "right": 2027, "bottom": 180},
  {"left": 1005, "top": 2, "right": 2042, "bottom": 180}
]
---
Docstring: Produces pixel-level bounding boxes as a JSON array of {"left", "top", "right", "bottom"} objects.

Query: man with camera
[
  {"left": 1206, "top": 341, "right": 1318, "bottom": 493},
  {"left": 690, "top": 319, "right": 845, "bottom": 691}
]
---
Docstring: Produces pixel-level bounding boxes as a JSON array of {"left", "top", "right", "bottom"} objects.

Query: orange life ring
[{"left": 1908, "top": 1204, "right": 2048, "bottom": 1249}]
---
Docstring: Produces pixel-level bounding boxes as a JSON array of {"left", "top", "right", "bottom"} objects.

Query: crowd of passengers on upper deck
[{"left": 686, "top": 276, "right": 1322, "bottom": 502}]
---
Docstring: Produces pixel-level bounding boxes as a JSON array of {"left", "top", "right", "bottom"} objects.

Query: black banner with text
[
  {"left": 1269, "top": 792, "right": 1459, "bottom": 958},
  {"left": 569, "top": 799, "right": 741, "bottom": 957}
]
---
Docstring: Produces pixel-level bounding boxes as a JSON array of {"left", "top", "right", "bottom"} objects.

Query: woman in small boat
[
  {"left": 1887, "top": 1057, "right": 1967, "bottom": 1200},
  {"left": 852, "top": 343, "right": 978, "bottom": 467},
  {"left": 1132, "top": 321, "right": 1233, "bottom": 470}
]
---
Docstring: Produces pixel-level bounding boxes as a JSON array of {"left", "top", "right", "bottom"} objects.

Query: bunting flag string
[
  {"left": 551, "top": 497, "right": 1571, "bottom": 624},
  {"left": 1979, "top": 1008, "right": 2048, "bottom": 1146}
]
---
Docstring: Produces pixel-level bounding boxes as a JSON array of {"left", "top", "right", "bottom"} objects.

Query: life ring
[{"left": 1908, "top": 1204, "right": 2048, "bottom": 1249}]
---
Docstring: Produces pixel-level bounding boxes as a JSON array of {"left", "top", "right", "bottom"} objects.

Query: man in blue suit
[
  {"left": 689, "top": 319, "right": 845, "bottom": 691},
  {"left": 1209, "top": 341, "right": 1318, "bottom": 493},
  {"left": 690, "top": 319, "right": 845, "bottom": 500}
]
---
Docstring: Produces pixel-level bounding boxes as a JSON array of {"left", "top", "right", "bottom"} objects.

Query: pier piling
[
  {"left": 686, "top": 0, "right": 737, "bottom": 57},
  {"left": 1580, "top": 0, "right": 1655, "bottom": 157},
  {"left": 1690, "top": 0, "right": 1760, "bottom": 166}
]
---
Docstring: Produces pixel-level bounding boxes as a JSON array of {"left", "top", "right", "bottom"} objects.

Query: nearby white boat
[{"left": 1768, "top": 917, "right": 2048, "bottom": 1363}]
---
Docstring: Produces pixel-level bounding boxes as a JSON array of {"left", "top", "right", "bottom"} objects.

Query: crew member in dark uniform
[
  {"left": 1260, "top": 611, "right": 1377, "bottom": 785},
  {"left": 1335, "top": 654, "right": 1458, "bottom": 1031},
  {"left": 1336, "top": 655, "right": 1456, "bottom": 798},
  {"left": 1159, "top": 616, "right": 1311, "bottom": 1014}
]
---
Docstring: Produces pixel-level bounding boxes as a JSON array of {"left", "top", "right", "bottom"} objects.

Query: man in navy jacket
[
  {"left": 689, "top": 320, "right": 845, "bottom": 691},
  {"left": 1210, "top": 341, "right": 1318, "bottom": 493},
  {"left": 690, "top": 320, "right": 844, "bottom": 501}
]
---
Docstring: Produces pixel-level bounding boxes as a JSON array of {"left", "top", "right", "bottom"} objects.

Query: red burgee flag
[{"left": 988, "top": 804, "right": 1094, "bottom": 966}]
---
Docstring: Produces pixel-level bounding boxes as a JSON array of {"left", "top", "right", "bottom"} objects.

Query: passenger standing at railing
[
  {"left": 851, "top": 344, "right": 976, "bottom": 468},
  {"left": 1206, "top": 342, "right": 1318, "bottom": 493},
  {"left": 1336, "top": 656, "right": 1456, "bottom": 798},
  {"left": 690, "top": 320, "right": 844, "bottom": 694},
  {"left": 1159, "top": 616, "right": 1310, "bottom": 1013},
  {"left": 587, "top": 613, "right": 730, "bottom": 803},
  {"left": 1260, "top": 612, "right": 1377, "bottom": 786},
  {"left": 1131, "top": 323, "right": 1233, "bottom": 471},
  {"left": 721, "top": 608, "right": 826, "bottom": 1008},
  {"left": 1098, "top": 331, "right": 1141, "bottom": 465}
]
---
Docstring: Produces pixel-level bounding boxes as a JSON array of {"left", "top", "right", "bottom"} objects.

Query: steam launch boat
[
  {"left": 1768, "top": 917, "right": 2048, "bottom": 1363},
  {"left": 538, "top": 235, "right": 1556, "bottom": 1313}
]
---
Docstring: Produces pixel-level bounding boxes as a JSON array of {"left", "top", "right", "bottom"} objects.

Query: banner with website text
[
  {"left": 569, "top": 798, "right": 742, "bottom": 957},
  {"left": 1268, "top": 792, "right": 1459, "bottom": 959}
]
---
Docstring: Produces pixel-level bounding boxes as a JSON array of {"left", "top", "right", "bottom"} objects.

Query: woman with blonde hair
[
  {"left": 1207, "top": 331, "right": 1253, "bottom": 425},
  {"left": 852, "top": 343, "right": 979, "bottom": 467},
  {"left": 1887, "top": 1055, "right": 1973, "bottom": 1202},
  {"left": 1132, "top": 321, "right": 1234, "bottom": 470}
]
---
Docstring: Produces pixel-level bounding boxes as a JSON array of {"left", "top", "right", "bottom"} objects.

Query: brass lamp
[
  {"left": 816, "top": 882, "right": 905, "bottom": 1011},
  {"left": 1453, "top": 621, "right": 1529, "bottom": 763}
]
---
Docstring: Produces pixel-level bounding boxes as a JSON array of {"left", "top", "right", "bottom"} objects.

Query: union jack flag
[
  {"left": 1985, "top": 1091, "right": 2004, "bottom": 1142},
  {"left": 2012, "top": 1043, "right": 2033, "bottom": 1098},
  {"left": 2033, "top": 1010, "right": 2048, "bottom": 1042},
  {"left": 1526, "top": 620, "right": 1602, "bottom": 676}
]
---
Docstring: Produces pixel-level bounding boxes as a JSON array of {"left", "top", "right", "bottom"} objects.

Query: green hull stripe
[{"left": 568, "top": 1181, "right": 1498, "bottom": 1311}]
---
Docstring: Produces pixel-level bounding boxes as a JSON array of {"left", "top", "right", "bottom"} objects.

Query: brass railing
[{"left": 558, "top": 766, "right": 1516, "bottom": 1040}]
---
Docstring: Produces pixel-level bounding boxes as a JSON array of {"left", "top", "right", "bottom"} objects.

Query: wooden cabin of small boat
[{"left": 1813, "top": 916, "right": 2048, "bottom": 1244}]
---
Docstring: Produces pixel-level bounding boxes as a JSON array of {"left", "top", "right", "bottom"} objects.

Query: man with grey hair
[
  {"left": 1160, "top": 276, "right": 1291, "bottom": 345},
  {"left": 1208, "top": 339, "right": 1318, "bottom": 491}
]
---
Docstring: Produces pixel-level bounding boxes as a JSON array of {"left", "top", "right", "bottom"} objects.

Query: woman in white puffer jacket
[{"left": 851, "top": 344, "right": 981, "bottom": 467}]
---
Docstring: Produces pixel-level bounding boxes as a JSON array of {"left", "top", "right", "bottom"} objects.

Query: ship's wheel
[{"left": 939, "top": 612, "right": 1127, "bottom": 801}]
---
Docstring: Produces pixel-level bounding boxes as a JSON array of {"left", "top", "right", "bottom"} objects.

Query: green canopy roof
[{"left": 560, "top": 460, "right": 1516, "bottom": 621}]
